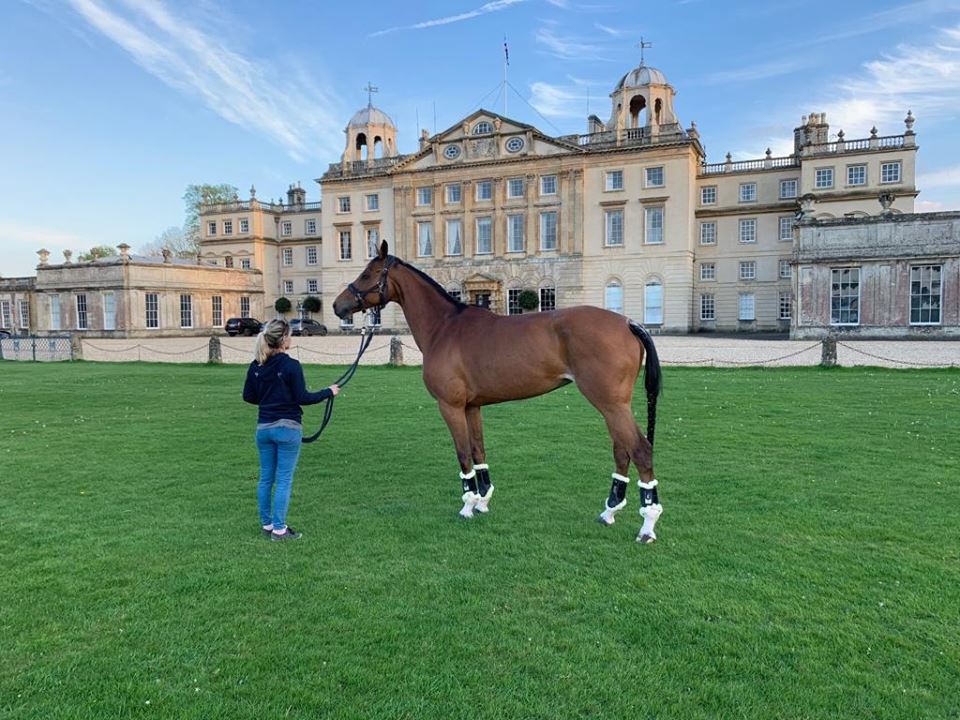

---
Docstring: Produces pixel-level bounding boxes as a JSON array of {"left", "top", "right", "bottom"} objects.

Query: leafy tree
[
  {"left": 274, "top": 297, "right": 292, "bottom": 315},
  {"left": 78, "top": 245, "right": 117, "bottom": 262},
  {"left": 302, "top": 296, "right": 321, "bottom": 314},
  {"left": 183, "top": 183, "right": 239, "bottom": 251},
  {"left": 518, "top": 289, "right": 540, "bottom": 312},
  {"left": 140, "top": 226, "right": 196, "bottom": 258}
]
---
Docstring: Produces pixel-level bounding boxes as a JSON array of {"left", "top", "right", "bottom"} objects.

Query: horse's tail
[{"left": 628, "top": 320, "right": 662, "bottom": 447}]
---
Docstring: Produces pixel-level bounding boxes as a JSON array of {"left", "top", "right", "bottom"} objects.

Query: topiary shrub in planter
[
  {"left": 302, "top": 296, "right": 321, "bottom": 314},
  {"left": 518, "top": 289, "right": 540, "bottom": 312},
  {"left": 274, "top": 296, "right": 292, "bottom": 315}
]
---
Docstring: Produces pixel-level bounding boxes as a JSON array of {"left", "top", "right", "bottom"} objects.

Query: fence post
[
  {"left": 389, "top": 336, "right": 403, "bottom": 367},
  {"left": 820, "top": 333, "right": 837, "bottom": 368},
  {"left": 70, "top": 333, "right": 83, "bottom": 361},
  {"left": 32, "top": 337, "right": 36, "bottom": 362},
  {"left": 208, "top": 336, "right": 222, "bottom": 364}
]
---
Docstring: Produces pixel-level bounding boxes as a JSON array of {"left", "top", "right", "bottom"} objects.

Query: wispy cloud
[
  {"left": 64, "top": 0, "right": 344, "bottom": 161},
  {"left": 594, "top": 22, "right": 626, "bottom": 37},
  {"left": 696, "top": 58, "right": 811, "bottom": 86},
  {"left": 535, "top": 26, "right": 615, "bottom": 61},
  {"left": 529, "top": 76, "right": 607, "bottom": 119},
  {"left": 805, "top": 0, "right": 960, "bottom": 45},
  {"left": 370, "top": 0, "right": 527, "bottom": 37},
  {"left": 919, "top": 164, "right": 960, "bottom": 189}
]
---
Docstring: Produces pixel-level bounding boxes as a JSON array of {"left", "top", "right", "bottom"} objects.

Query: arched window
[
  {"left": 605, "top": 280, "right": 623, "bottom": 315},
  {"left": 629, "top": 96, "right": 646, "bottom": 128},
  {"left": 355, "top": 132, "right": 368, "bottom": 161},
  {"left": 644, "top": 281, "right": 663, "bottom": 325},
  {"left": 473, "top": 121, "right": 493, "bottom": 135},
  {"left": 654, "top": 98, "right": 662, "bottom": 125},
  {"left": 373, "top": 136, "right": 383, "bottom": 159}
]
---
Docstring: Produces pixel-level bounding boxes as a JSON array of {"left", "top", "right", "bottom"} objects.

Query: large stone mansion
[{"left": 11, "top": 58, "right": 957, "bottom": 339}]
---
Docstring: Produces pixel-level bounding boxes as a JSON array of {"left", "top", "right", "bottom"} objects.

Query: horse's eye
[{"left": 360, "top": 273, "right": 370, "bottom": 280}]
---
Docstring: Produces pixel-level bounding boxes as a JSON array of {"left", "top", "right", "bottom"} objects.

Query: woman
[{"left": 243, "top": 319, "right": 339, "bottom": 541}]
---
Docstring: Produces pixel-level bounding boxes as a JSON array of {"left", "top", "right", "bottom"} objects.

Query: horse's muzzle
[{"left": 333, "top": 295, "right": 360, "bottom": 319}]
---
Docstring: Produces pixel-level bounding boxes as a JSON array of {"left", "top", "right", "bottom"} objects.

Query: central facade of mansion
[{"left": 199, "top": 61, "right": 918, "bottom": 333}]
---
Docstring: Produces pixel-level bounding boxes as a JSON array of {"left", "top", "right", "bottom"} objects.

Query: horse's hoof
[
  {"left": 458, "top": 509, "right": 475, "bottom": 519},
  {"left": 597, "top": 512, "right": 615, "bottom": 526},
  {"left": 636, "top": 533, "right": 656, "bottom": 544}
]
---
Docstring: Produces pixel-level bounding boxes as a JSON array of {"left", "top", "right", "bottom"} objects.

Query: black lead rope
[{"left": 301, "top": 313, "right": 378, "bottom": 444}]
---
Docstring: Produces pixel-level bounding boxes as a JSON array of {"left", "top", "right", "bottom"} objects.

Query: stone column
[
  {"left": 389, "top": 336, "right": 403, "bottom": 366},
  {"left": 208, "top": 336, "right": 222, "bottom": 364},
  {"left": 820, "top": 333, "right": 837, "bottom": 367}
]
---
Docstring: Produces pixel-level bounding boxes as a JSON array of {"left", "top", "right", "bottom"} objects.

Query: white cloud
[
  {"left": 918, "top": 164, "right": 960, "bottom": 189},
  {"left": 529, "top": 76, "right": 607, "bottom": 119},
  {"left": 370, "top": 0, "right": 527, "bottom": 37},
  {"left": 535, "top": 26, "right": 614, "bottom": 61},
  {"left": 64, "top": 0, "right": 345, "bottom": 161},
  {"left": 697, "top": 58, "right": 810, "bottom": 85},
  {"left": 594, "top": 22, "right": 626, "bottom": 37}
]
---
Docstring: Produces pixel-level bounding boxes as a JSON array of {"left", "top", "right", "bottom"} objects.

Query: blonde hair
[{"left": 256, "top": 319, "right": 290, "bottom": 365}]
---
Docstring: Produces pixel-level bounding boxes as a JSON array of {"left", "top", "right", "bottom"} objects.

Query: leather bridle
[{"left": 345, "top": 255, "right": 397, "bottom": 318}]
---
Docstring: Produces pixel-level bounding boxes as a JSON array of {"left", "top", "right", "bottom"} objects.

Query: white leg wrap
[
  {"left": 475, "top": 483, "right": 494, "bottom": 513},
  {"left": 473, "top": 463, "right": 489, "bottom": 471},
  {"left": 636, "top": 503, "right": 663, "bottom": 543},
  {"left": 598, "top": 473, "right": 630, "bottom": 525},
  {"left": 459, "top": 491, "right": 480, "bottom": 519}
]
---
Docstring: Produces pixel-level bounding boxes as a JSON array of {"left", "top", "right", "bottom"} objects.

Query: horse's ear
[{"left": 378, "top": 240, "right": 388, "bottom": 260}]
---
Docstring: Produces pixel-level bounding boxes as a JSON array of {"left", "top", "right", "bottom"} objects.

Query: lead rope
[{"left": 301, "top": 311, "right": 379, "bottom": 444}]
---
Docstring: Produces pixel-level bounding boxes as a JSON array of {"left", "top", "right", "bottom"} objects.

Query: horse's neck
[{"left": 393, "top": 266, "right": 456, "bottom": 353}]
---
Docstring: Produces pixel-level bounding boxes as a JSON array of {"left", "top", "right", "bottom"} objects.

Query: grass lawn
[{"left": 1, "top": 360, "right": 959, "bottom": 719}]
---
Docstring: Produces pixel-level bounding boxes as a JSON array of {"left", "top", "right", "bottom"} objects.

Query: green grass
[{"left": 1, "top": 361, "right": 959, "bottom": 719}]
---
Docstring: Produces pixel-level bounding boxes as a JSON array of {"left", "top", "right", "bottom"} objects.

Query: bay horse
[{"left": 333, "top": 241, "right": 664, "bottom": 543}]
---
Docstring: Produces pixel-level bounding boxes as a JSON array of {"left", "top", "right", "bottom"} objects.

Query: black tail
[{"left": 629, "top": 321, "right": 662, "bottom": 447}]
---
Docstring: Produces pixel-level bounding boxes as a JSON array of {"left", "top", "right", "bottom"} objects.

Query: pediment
[
  {"left": 392, "top": 108, "right": 581, "bottom": 173},
  {"left": 463, "top": 272, "right": 498, "bottom": 284}
]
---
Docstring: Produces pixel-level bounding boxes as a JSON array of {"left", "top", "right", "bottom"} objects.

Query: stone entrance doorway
[{"left": 463, "top": 273, "right": 501, "bottom": 313}]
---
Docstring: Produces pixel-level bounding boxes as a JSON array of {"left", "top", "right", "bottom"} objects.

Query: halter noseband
[{"left": 346, "top": 255, "right": 397, "bottom": 315}]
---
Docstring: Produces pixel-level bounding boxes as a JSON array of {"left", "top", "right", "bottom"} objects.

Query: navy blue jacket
[{"left": 243, "top": 352, "right": 332, "bottom": 425}]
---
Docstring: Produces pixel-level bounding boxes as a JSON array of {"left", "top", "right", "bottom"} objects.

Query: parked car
[
  {"left": 225, "top": 317, "right": 263, "bottom": 336},
  {"left": 289, "top": 318, "right": 328, "bottom": 336},
  {"left": 0, "top": 329, "right": 12, "bottom": 340}
]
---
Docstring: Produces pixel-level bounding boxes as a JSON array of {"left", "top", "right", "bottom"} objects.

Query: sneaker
[
  {"left": 270, "top": 527, "right": 302, "bottom": 541},
  {"left": 261, "top": 527, "right": 273, "bottom": 538}
]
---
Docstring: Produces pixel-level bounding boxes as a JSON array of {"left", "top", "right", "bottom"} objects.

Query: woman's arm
[
  {"left": 242, "top": 364, "right": 259, "bottom": 404},
  {"left": 289, "top": 363, "right": 335, "bottom": 405}
]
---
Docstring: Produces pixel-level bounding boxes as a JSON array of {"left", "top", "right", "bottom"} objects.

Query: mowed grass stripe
[{"left": 1, "top": 361, "right": 958, "bottom": 719}]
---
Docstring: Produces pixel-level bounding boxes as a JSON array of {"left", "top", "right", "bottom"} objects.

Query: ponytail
[{"left": 256, "top": 319, "right": 290, "bottom": 365}]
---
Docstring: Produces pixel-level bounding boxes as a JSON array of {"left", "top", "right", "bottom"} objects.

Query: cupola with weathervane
[
  {"left": 342, "top": 82, "right": 398, "bottom": 165},
  {"left": 605, "top": 39, "right": 680, "bottom": 138}
]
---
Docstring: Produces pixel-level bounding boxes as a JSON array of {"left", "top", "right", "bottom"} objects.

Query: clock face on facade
[
  {"left": 505, "top": 136, "right": 525, "bottom": 153},
  {"left": 443, "top": 144, "right": 461, "bottom": 160}
]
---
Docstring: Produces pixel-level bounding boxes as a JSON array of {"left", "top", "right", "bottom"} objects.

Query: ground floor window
[
  {"left": 738, "top": 293, "right": 755, "bottom": 321},
  {"left": 102, "top": 292, "right": 115, "bottom": 331},
  {"left": 49, "top": 295, "right": 61, "bottom": 331},
  {"left": 0, "top": 301, "right": 11, "bottom": 329},
  {"left": 831, "top": 268, "right": 860, "bottom": 325},
  {"left": 539, "top": 287, "right": 556, "bottom": 312},
  {"left": 75, "top": 294, "right": 88, "bottom": 330},
  {"left": 700, "top": 294, "right": 715, "bottom": 321},
  {"left": 507, "top": 288, "right": 522, "bottom": 315},
  {"left": 240, "top": 296, "right": 250, "bottom": 319},
  {"left": 910, "top": 265, "right": 941, "bottom": 325},
  {"left": 180, "top": 295, "right": 193, "bottom": 328},
  {"left": 18, "top": 300, "right": 29, "bottom": 329},
  {"left": 778, "top": 291, "right": 792, "bottom": 320},
  {"left": 644, "top": 281, "right": 663, "bottom": 325},
  {"left": 212, "top": 296, "right": 223, "bottom": 327},
  {"left": 146, "top": 293, "right": 159, "bottom": 328},
  {"left": 605, "top": 280, "right": 623, "bottom": 314}
]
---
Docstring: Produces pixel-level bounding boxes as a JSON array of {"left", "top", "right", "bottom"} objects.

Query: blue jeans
[{"left": 255, "top": 425, "right": 303, "bottom": 531}]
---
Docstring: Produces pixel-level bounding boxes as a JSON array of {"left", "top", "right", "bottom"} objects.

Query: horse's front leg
[
  {"left": 437, "top": 401, "right": 481, "bottom": 519},
  {"left": 466, "top": 406, "right": 494, "bottom": 513}
]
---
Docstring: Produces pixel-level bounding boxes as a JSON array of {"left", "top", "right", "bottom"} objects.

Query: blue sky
[{"left": 2, "top": 0, "right": 960, "bottom": 277}]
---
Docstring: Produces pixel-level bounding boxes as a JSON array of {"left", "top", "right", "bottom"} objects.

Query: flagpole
[{"left": 503, "top": 36, "right": 508, "bottom": 116}]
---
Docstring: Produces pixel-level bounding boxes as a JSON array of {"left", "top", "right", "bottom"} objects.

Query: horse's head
[{"left": 333, "top": 240, "right": 398, "bottom": 320}]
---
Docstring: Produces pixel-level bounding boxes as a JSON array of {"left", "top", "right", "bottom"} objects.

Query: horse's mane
[{"left": 396, "top": 258, "right": 469, "bottom": 312}]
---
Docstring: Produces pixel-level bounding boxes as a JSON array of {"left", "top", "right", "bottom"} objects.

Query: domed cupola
[
  {"left": 606, "top": 61, "right": 679, "bottom": 135},
  {"left": 342, "top": 83, "right": 398, "bottom": 162}
]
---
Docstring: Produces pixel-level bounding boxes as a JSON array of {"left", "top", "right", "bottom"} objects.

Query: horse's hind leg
[
  {"left": 437, "top": 401, "right": 481, "bottom": 519},
  {"left": 466, "top": 406, "right": 494, "bottom": 513},
  {"left": 630, "top": 431, "right": 662, "bottom": 544},
  {"left": 597, "top": 406, "right": 639, "bottom": 526}
]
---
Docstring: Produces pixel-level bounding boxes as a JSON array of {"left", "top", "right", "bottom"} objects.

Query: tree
[
  {"left": 77, "top": 245, "right": 117, "bottom": 262},
  {"left": 140, "top": 226, "right": 195, "bottom": 258},
  {"left": 518, "top": 289, "right": 540, "bottom": 312},
  {"left": 302, "top": 296, "right": 321, "bottom": 314},
  {"left": 274, "top": 297, "right": 292, "bottom": 315},
  {"left": 183, "top": 183, "right": 239, "bottom": 251}
]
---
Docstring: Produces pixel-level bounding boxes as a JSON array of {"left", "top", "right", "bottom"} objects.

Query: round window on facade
[
  {"left": 443, "top": 144, "right": 461, "bottom": 160},
  {"left": 505, "top": 136, "right": 525, "bottom": 153}
]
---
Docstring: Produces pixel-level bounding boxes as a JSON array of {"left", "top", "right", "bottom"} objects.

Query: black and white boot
[
  {"left": 598, "top": 472, "right": 630, "bottom": 525},
  {"left": 636, "top": 479, "right": 663, "bottom": 543},
  {"left": 474, "top": 464, "right": 494, "bottom": 513},
  {"left": 459, "top": 468, "right": 481, "bottom": 519}
]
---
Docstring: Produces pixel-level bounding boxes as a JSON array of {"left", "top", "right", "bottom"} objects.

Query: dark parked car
[
  {"left": 0, "top": 329, "right": 12, "bottom": 340},
  {"left": 289, "top": 318, "right": 328, "bottom": 336},
  {"left": 225, "top": 317, "right": 263, "bottom": 336}
]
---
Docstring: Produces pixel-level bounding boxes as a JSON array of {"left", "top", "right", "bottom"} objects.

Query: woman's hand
[{"left": 329, "top": 384, "right": 341, "bottom": 396}]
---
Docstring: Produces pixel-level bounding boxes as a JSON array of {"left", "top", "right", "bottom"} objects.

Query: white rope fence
[{"left": 74, "top": 336, "right": 958, "bottom": 368}]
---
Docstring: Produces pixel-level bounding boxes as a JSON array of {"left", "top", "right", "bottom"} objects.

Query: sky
[{"left": 2, "top": 0, "right": 960, "bottom": 278}]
